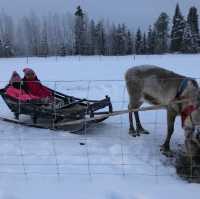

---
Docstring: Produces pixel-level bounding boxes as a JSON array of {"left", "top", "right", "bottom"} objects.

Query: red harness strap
[{"left": 181, "top": 105, "right": 197, "bottom": 127}]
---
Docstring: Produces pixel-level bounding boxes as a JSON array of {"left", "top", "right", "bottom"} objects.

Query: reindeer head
[{"left": 183, "top": 87, "right": 200, "bottom": 159}]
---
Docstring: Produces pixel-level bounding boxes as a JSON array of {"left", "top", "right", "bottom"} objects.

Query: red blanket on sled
[
  {"left": 23, "top": 78, "right": 52, "bottom": 99},
  {"left": 6, "top": 86, "right": 40, "bottom": 101}
]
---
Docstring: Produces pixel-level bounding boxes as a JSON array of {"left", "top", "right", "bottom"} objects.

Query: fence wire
[{"left": 0, "top": 79, "right": 198, "bottom": 181}]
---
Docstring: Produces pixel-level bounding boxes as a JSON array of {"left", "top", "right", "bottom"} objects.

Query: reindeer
[{"left": 125, "top": 65, "right": 200, "bottom": 157}]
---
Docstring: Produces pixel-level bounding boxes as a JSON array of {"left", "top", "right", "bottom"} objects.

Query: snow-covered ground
[{"left": 0, "top": 54, "right": 200, "bottom": 199}]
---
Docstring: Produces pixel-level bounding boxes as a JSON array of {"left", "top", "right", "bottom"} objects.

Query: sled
[{"left": 0, "top": 87, "right": 113, "bottom": 132}]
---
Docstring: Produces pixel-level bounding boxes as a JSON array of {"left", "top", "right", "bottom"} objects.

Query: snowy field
[{"left": 0, "top": 54, "right": 200, "bottom": 199}]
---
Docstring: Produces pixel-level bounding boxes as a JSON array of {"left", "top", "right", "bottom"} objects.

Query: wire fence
[{"left": 0, "top": 79, "right": 199, "bottom": 182}]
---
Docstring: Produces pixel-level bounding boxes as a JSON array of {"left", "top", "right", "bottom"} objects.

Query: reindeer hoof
[
  {"left": 130, "top": 132, "right": 137, "bottom": 137},
  {"left": 137, "top": 129, "right": 149, "bottom": 135},
  {"left": 160, "top": 145, "right": 173, "bottom": 157},
  {"left": 129, "top": 129, "right": 137, "bottom": 137}
]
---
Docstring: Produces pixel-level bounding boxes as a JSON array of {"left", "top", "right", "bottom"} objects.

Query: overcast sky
[{"left": 1, "top": 0, "right": 200, "bottom": 30}]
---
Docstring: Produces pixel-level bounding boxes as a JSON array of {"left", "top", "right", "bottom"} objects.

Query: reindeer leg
[
  {"left": 134, "top": 111, "right": 149, "bottom": 135},
  {"left": 127, "top": 87, "right": 143, "bottom": 137},
  {"left": 129, "top": 112, "right": 137, "bottom": 137},
  {"left": 161, "top": 109, "right": 177, "bottom": 157}
]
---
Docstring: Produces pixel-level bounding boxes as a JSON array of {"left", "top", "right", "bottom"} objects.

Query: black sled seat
[{"left": 0, "top": 87, "right": 113, "bottom": 131}]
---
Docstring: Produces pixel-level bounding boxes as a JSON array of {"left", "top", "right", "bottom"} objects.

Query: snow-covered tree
[
  {"left": 39, "top": 19, "right": 49, "bottom": 57},
  {"left": 115, "top": 24, "right": 126, "bottom": 55},
  {"left": 187, "top": 6, "right": 199, "bottom": 52},
  {"left": 182, "top": 22, "right": 196, "bottom": 53},
  {"left": 170, "top": 4, "right": 185, "bottom": 52},
  {"left": 23, "top": 12, "right": 41, "bottom": 56},
  {"left": 154, "top": 12, "right": 170, "bottom": 53},
  {"left": 135, "top": 28, "right": 142, "bottom": 54},
  {"left": 0, "top": 39, "right": 4, "bottom": 57},
  {"left": 88, "top": 19, "right": 97, "bottom": 55},
  {"left": 147, "top": 26, "right": 156, "bottom": 54},
  {"left": 96, "top": 21, "right": 106, "bottom": 55},
  {"left": 187, "top": 7, "right": 199, "bottom": 36},
  {"left": 109, "top": 24, "right": 117, "bottom": 55},
  {"left": 0, "top": 11, "right": 15, "bottom": 57},
  {"left": 126, "top": 30, "right": 133, "bottom": 54},
  {"left": 141, "top": 32, "right": 147, "bottom": 54},
  {"left": 104, "top": 21, "right": 114, "bottom": 55},
  {"left": 55, "top": 13, "right": 74, "bottom": 56},
  {"left": 65, "top": 13, "right": 75, "bottom": 55},
  {"left": 74, "top": 6, "right": 87, "bottom": 55},
  {"left": 0, "top": 4, "right": 199, "bottom": 57}
]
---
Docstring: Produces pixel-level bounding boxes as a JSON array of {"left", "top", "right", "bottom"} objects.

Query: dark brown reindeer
[{"left": 125, "top": 65, "right": 200, "bottom": 157}]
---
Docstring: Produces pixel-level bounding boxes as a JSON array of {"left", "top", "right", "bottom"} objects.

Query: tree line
[{"left": 0, "top": 3, "right": 199, "bottom": 57}]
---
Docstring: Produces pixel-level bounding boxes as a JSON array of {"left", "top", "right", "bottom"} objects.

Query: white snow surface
[{"left": 0, "top": 54, "right": 200, "bottom": 199}]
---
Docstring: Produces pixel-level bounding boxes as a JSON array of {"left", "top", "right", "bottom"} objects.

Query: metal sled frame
[{"left": 0, "top": 87, "right": 113, "bottom": 130}]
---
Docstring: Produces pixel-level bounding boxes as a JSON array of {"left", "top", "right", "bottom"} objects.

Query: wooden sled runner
[{"left": 0, "top": 87, "right": 113, "bottom": 133}]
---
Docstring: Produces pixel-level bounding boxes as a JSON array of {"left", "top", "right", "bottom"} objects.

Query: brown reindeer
[{"left": 125, "top": 65, "right": 200, "bottom": 157}]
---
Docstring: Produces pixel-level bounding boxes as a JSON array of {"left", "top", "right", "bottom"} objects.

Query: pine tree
[
  {"left": 182, "top": 22, "right": 195, "bottom": 53},
  {"left": 110, "top": 24, "right": 117, "bottom": 55},
  {"left": 0, "top": 40, "right": 4, "bottom": 57},
  {"left": 121, "top": 24, "right": 129, "bottom": 55},
  {"left": 39, "top": 20, "right": 49, "bottom": 57},
  {"left": 147, "top": 26, "right": 155, "bottom": 54},
  {"left": 4, "top": 37, "right": 14, "bottom": 57},
  {"left": 170, "top": 4, "right": 185, "bottom": 52},
  {"left": 23, "top": 13, "right": 41, "bottom": 56},
  {"left": 154, "top": 12, "right": 169, "bottom": 53},
  {"left": 0, "top": 13, "right": 15, "bottom": 57},
  {"left": 112, "top": 24, "right": 121, "bottom": 55},
  {"left": 74, "top": 6, "right": 87, "bottom": 55},
  {"left": 96, "top": 21, "right": 106, "bottom": 55},
  {"left": 126, "top": 31, "right": 133, "bottom": 54},
  {"left": 187, "top": 6, "right": 199, "bottom": 52},
  {"left": 89, "top": 20, "right": 97, "bottom": 55},
  {"left": 135, "top": 28, "right": 142, "bottom": 54},
  {"left": 116, "top": 24, "right": 127, "bottom": 55},
  {"left": 75, "top": 6, "right": 82, "bottom": 16},
  {"left": 141, "top": 33, "right": 147, "bottom": 54},
  {"left": 187, "top": 7, "right": 199, "bottom": 36}
]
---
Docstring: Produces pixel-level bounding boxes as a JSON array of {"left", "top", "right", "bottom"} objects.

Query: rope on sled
[{"left": 56, "top": 98, "right": 189, "bottom": 127}]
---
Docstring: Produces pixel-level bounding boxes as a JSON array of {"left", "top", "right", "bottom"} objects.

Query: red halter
[{"left": 181, "top": 105, "right": 197, "bottom": 127}]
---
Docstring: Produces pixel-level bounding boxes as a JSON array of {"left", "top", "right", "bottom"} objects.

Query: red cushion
[
  {"left": 25, "top": 80, "right": 52, "bottom": 98},
  {"left": 6, "top": 86, "right": 40, "bottom": 101}
]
